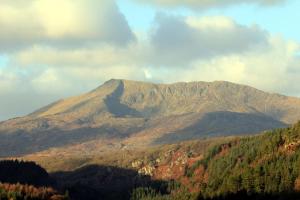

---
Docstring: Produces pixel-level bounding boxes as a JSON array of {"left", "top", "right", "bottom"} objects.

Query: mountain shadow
[
  {"left": 104, "top": 80, "right": 142, "bottom": 118},
  {"left": 154, "top": 111, "right": 287, "bottom": 144},
  {"left": 0, "top": 160, "right": 170, "bottom": 200},
  {"left": 0, "top": 124, "right": 144, "bottom": 157},
  {"left": 51, "top": 165, "right": 170, "bottom": 200}
]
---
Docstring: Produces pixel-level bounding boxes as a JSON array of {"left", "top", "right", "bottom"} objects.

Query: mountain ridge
[
  {"left": 26, "top": 79, "right": 300, "bottom": 123},
  {"left": 1, "top": 79, "right": 300, "bottom": 157}
]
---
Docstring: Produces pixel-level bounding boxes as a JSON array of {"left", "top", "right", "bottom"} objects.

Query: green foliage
[
  {"left": 133, "top": 123, "right": 300, "bottom": 200},
  {"left": 196, "top": 125, "right": 300, "bottom": 199},
  {"left": 131, "top": 187, "right": 159, "bottom": 200},
  {"left": 131, "top": 187, "right": 197, "bottom": 200}
]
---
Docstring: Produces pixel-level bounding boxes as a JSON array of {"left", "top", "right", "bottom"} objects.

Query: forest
[{"left": 130, "top": 122, "right": 300, "bottom": 200}]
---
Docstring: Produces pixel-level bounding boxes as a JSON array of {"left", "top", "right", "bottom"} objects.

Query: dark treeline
[
  {"left": 0, "top": 160, "right": 170, "bottom": 200},
  {"left": 0, "top": 160, "right": 68, "bottom": 200},
  {"left": 0, "top": 160, "right": 52, "bottom": 186}
]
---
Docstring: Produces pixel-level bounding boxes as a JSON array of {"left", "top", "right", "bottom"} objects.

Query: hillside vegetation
[
  {"left": 3, "top": 123, "right": 300, "bottom": 199},
  {"left": 0, "top": 183, "right": 68, "bottom": 200},
  {"left": 0, "top": 160, "right": 68, "bottom": 200},
  {"left": 132, "top": 122, "right": 300, "bottom": 200}
]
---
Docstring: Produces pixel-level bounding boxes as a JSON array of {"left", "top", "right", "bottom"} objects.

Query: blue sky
[
  {"left": 216, "top": 0, "right": 300, "bottom": 42},
  {"left": 0, "top": 0, "right": 299, "bottom": 120},
  {"left": 0, "top": 55, "right": 8, "bottom": 68},
  {"left": 117, "top": 0, "right": 300, "bottom": 42}
]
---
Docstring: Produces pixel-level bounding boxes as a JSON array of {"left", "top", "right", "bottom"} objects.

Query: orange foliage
[{"left": 295, "top": 178, "right": 300, "bottom": 191}]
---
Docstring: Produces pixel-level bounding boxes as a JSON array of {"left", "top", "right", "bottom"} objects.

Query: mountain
[{"left": 1, "top": 79, "right": 300, "bottom": 157}]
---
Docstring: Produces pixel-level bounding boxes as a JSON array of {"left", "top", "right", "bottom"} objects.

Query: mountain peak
[
  {"left": 2, "top": 79, "right": 300, "bottom": 157},
  {"left": 104, "top": 78, "right": 155, "bottom": 86},
  {"left": 21, "top": 79, "right": 298, "bottom": 122}
]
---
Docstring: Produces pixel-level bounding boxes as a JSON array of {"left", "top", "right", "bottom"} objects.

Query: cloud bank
[
  {"left": 0, "top": 0, "right": 135, "bottom": 51},
  {"left": 147, "top": 14, "right": 269, "bottom": 66}
]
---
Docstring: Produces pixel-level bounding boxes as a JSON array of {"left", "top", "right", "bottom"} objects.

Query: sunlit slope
[{"left": 0, "top": 79, "right": 300, "bottom": 157}]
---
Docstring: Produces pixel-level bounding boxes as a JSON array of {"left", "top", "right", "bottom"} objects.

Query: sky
[{"left": 0, "top": 0, "right": 299, "bottom": 121}]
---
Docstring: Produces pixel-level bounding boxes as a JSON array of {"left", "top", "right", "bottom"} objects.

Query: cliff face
[{"left": 1, "top": 79, "right": 299, "bottom": 157}]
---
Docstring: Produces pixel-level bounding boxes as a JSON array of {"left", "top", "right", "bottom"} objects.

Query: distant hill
[{"left": 1, "top": 79, "right": 300, "bottom": 157}]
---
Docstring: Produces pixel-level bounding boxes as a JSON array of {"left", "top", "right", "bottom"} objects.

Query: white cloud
[
  {"left": 31, "top": 68, "right": 73, "bottom": 93},
  {"left": 143, "top": 69, "right": 153, "bottom": 79},
  {"left": 12, "top": 45, "right": 138, "bottom": 68},
  {"left": 0, "top": 0, "right": 135, "bottom": 52},
  {"left": 144, "top": 14, "right": 268, "bottom": 67},
  {"left": 0, "top": 69, "right": 18, "bottom": 93}
]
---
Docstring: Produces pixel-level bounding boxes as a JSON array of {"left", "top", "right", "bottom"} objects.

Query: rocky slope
[{"left": 1, "top": 79, "right": 300, "bottom": 157}]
